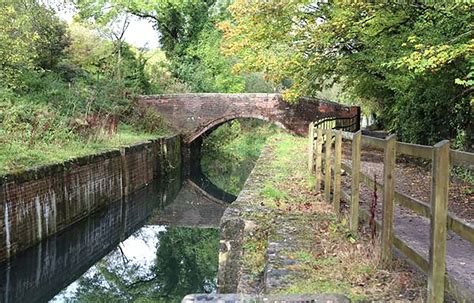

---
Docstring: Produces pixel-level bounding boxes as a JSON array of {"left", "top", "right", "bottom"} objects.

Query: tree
[
  {"left": 220, "top": 1, "right": 473, "bottom": 145},
  {"left": 65, "top": 22, "right": 114, "bottom": 76},
  {"left": 73, "top": 0, "right": 216, "bottom": 59},
  {"left": 28, "top": 2, "right": 70, "bottom": 70},
  {"left": 176, "top": 23, "right": 246, "bottom": 92},
  {"left": 153, "top": 227, "right": 219, "bottom": 300},
  {"left": 0, "top": 1, "right": 38, "bottom": 88},
  {"left": 143, "top": 48, "right": 192, "bottom": 93},
  {"left": 0, "top": 0, "right": 70, "bottom": 89},
  {"left": 72, "top": 0, "right": 251, "bottom": 93}
]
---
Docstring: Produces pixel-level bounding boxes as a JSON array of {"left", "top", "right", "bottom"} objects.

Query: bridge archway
[
  {"left": 188, "top": 114, "right": 288, "bottom": 143},
  {"left": 140, "top": 93, "right": 360, "bottom": 200}
]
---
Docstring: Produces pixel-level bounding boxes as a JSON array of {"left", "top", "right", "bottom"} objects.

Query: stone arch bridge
[{"left": 139, "top": 93, "right": 360, "bottom": 143}]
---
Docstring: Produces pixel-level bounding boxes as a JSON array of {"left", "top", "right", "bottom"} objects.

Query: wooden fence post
[
  {"left": 428, "top": 140, "right": 450, "bottom": 303},
  {"left": 350, "top": 131, "right": 361, "bottom": 232},
  {"left": 333, "top": 130, "right": 342, "bottom": 212},
  {"left": 315, "top": 128, "right": 323, "bottom": 193},
  {"left": 324, "top": 129, "right": 332, "bottom": 202},
  {"left": 381, "top": 134, "right": 396, "bottom": 265},
  {"left": 308, "top": 122, "right": 315, "bottom": 173}
]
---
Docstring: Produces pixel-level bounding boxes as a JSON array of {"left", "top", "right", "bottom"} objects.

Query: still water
[{"left": 0, "top": 167, "right": 231, "bottom": 303}]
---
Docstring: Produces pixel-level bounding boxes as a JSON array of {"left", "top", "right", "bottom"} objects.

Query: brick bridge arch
[
  {"left": 139, "top": 93, "right": 360, "bottom": 143},
  {"left": 187, "top": 113, "right": 289, "bottom": 143}
]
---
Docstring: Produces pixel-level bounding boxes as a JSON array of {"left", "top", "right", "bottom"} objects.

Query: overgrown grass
[
  {"left": 0, "top": 86, "right": 173, "bottom": 175},
  {"left": 0, "top": 123, "right": 165, "bottom": 175},
  {"left": 261, "top": 183, "right": 287, "bottom": 201}
]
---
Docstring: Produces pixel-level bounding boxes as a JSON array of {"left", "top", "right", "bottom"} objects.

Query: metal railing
[{"left": 313, "top": 115, "right": 360, "bottom": 132}]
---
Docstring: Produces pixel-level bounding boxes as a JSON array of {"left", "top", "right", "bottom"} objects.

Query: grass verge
[
  {"left": 0, "top": 123, "right": 170, "bottom": 175},
  {"left": 238, "top": 132, "right": 424, "bottom": 300}
]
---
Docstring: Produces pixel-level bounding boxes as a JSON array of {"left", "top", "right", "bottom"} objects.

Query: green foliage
[
  {"left": 0, "top": 1, "right": 42, "bottom": 88},
  {"left": 126, "top": 104, "right": 170, "bottom": 134},
  {"left": 176, "top": 24, "right": 246, "bottom": 93},
  {"left": 452, "top": 166, "right": 474, "bottom": 190},
  {"left": 30, "top": 4, "right": 70, "bottom": 71},
  {"left": 244, "top": 72, "right": 276, "bottom": 93},
  {"left": 241, "top": 226, "right": 269, "bottom": 278},
  {"left": 144, "top": 49, "right": 192, "bottom": 93},
  {"left": 0, "top": 2, "right": 173, "bottom": 174},
  {"left": 152, "top": 0, "right": 248, "bottom": 93},
  {"left": 65, "top": 22, "right": 114, "bottom": 76},
  {"left": 74, "top": 0, "right": 216, "bottom": 58},
  {"left": 0, "top": 125, "right": 157, "bottom": 175},
  {"left": 261, "top": 184, "right": 287, "bottom": 200},
  {"left": 0, "top": 0, "right": 70, "bottom": 88},
  {"left": 153, "top": 227, "right": 219, "bottom": 299},
  {"left": 73, "top": 0, "right": 275, "bottom": 93},
  {"left": 221, "top": 1, "right": 473, "bottom": 145}
]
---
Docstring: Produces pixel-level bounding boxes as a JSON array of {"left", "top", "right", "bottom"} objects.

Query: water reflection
[
  {"left": 199, "top": 119, "right": 277, "bottom": 196},
  {"left": 52, "top": 226, "right": 219, "bottom": 302},
  {"left": 52, "top": 225, "right": 166, "bottom": 302},
  {"left": 189, "top": 166, "right": 237, "bottom": 204},
  {"left": 0, "top": 166, "right": 228, "bottom": 303}
]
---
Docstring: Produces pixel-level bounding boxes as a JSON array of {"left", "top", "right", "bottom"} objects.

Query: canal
[
  {"left": 0, "top": 119, "right": 274, "bottom": 302},
  {"left": 0, "top": 164, "right": 231, "bottom": 302}
]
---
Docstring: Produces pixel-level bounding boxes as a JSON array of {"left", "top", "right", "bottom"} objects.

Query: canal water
[{"left": 0, "top": 166, "right": 232, "bottom": 303}]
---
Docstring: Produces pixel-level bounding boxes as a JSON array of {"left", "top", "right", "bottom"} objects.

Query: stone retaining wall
[
  {"left": 0, "top": 135, "right": 181, "bottom": 263},
  {"left": 218, "top": 145, "right": 271, "bottom": 293}
]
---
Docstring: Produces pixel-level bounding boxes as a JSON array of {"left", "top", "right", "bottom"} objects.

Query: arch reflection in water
[
  {"left": 0, "top": 167, "right": 230, "bottom": 303},
  {"left": 189, "top": 164, "right": 237, "bottom": 204},
  {"left": 196, "top": 119, "right": 278, "bottom": 197}
]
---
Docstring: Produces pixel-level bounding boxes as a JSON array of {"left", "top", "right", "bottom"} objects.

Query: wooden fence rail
[{"left": 307, "top": 125, "right": 474, "bottom": 303}]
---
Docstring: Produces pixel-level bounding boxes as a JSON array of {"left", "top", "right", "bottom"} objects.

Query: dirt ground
[
  {"left": 340, "top": 142, "right": 473, "bottom": 223},
  {"left": 335, "top": 141, "right": 474, "bottom": 301}
]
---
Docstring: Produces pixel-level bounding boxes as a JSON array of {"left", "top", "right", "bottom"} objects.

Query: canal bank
[
  {"left": 217, "top": 133, "right": 425, "bottom": 301},
  {"left": 0, "top": 135, "right": 181, "bottom": 263}
]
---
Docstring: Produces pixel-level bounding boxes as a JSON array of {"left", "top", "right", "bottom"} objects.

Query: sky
[
  {"left": 121, "top": 15, "right": 160, "bottom": 49},
  {"left": 55, "top": 2, "right": 160, "bottom": 49}
]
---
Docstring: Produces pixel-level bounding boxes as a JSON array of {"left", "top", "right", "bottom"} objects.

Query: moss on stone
[{"left": 220, "top": 132, "right": 425, "bottom": 300}]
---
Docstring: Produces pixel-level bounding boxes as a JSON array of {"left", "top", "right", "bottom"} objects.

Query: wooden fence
[{"left": 308, "top": 126, "right": 474, "bottom": 303}]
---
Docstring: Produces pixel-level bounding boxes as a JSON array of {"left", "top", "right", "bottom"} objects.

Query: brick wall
[
  {"left": 121, "top": 142, "right": 155, "bottom": 195},
  {"left": 0, "top": 135, "right": 181, "bottom": 263},
  {"left": 0, "top": 168, "right": 189, "bottom": 302}
]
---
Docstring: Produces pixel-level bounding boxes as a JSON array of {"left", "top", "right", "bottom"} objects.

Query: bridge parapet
[{"left": 140, "top": 93, "right": 359, "bottom": 143}]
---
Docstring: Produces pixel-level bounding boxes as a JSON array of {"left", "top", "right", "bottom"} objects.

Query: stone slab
[{"left": 182, "top": 294, "right": 351, "bottom": 303}]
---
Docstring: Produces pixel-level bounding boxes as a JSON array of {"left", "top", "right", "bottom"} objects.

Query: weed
[
  {"left": 452, "top": 166, "right": 474, "bottom": 187},
  {"left": 241, "top": 221, "right": 272, "bottom": 280},
  {"left": 261, "top": 183, "right": 287, "bottom": 201}
]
